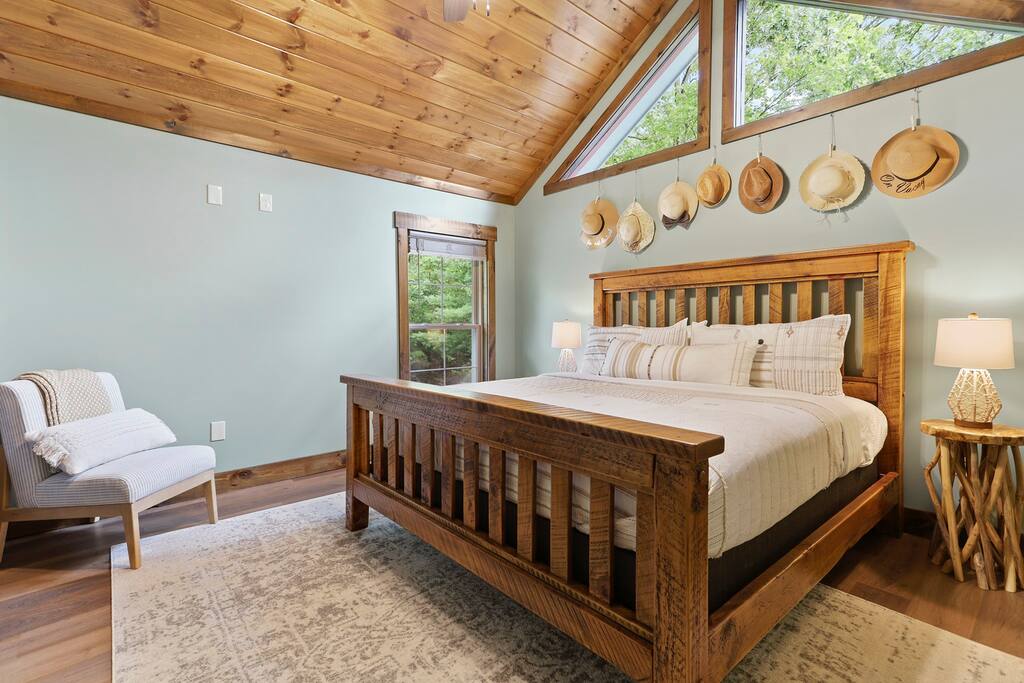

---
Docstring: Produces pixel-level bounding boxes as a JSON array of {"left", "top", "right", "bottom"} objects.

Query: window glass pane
[
  {"left": 444, "top": 329, "right": 474, "bottom": 369},
  {"left": 409, "top": 284, "right": 441, "bottom": 324},
  {"left": 603, "top": 52, "right": 699, "bottom": 168},
  {"left": 445, "top": 367, "right": 475, "bottom": 385},
  {"left": 410, "top": 369, "right": 445, "bottom": 386},
  {"left": 410, "top": 330, "right": 443, "bottom": 371},
  {"left": 443, "top": 286, "right": 474, "bottom": 324},
  {"left": 443, "top": 257, "right": 474, "bottom": 287},
  {"left": 741, "top": 0, "right": 1019, "bottom": 124},
  {"left": 410, "top": 253, "right": 442, "bottom": 285},
  {"left": 563, "top": 21, "right": 700, "bottom": 177}
]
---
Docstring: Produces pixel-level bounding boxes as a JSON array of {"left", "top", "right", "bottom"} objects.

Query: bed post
[
  {"left": 653, "top": 455, "right": 709, "bottom": 682},
  {"left": 876, "top": 247, "right": 911, "bottom": 533},
  {"left": 345, "top": 390, "right": 370, "bottom": 531}
]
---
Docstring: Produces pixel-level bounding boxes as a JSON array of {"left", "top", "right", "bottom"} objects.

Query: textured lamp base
[
  {"left": 948, "top": 368, "right": 1001, "bottom": 430},
  {"left": 556, "top": 348, "right": 577, "bottom": 373}
]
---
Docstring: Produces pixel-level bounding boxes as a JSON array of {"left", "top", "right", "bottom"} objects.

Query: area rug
[{"left": 112, "top": 494, "right": 1022, "bottom": 682}]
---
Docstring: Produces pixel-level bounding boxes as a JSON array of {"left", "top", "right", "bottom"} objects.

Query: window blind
[{"left": 409, "top": 231, "right": 486, "bottom": 261}]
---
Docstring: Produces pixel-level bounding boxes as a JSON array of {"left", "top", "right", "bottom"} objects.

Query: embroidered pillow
[
  {"left": 579, "top": 325, "right": 642, "bottom": 375},
  {"left": 691, "top": 322, "right": 780, "bottom": 388},
  {"left": 600, "top": 338, "right": 758, "bottom": 386},
  {"left": 691, "top": 315, "right": 850, "bottom": 395}
]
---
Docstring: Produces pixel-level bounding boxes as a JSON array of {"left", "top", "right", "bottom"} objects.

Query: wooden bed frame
[{"left": 341, "top": 241, "right": 914, "bottom": 681}]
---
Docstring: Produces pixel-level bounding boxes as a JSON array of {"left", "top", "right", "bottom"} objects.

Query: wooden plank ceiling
[{"left": 0, "top": 0, "right": 677, "bottom": 204}]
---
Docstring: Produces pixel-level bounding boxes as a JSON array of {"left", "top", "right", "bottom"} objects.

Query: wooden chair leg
[
  {"left": 0, "top": 520, "right": 8, "bottom": 564},
  {"left": 203, "top": 478, "right": 218, "bottom": 524},
  {"left": 122, "top": 505, "right": 142, "bottom": 570}
]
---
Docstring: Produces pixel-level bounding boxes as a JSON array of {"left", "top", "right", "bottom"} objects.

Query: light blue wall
[
  {"left": 0, "top": 96, "right": 516, "bottom": 472},
  {"left": 514, "top": 0, "right": 1024, "bottom": 511}
]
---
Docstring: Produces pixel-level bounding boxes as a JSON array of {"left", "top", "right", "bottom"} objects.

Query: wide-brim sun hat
[
  {"left": 617, "top": 200, "right": 655, "bottom": 254},
  {"left": 799, "top": 149, "right": 865, "bottom": 211},
  {"left": 695, "top": 163, "right": 731, "bottom": 207},
  {"left": 579, "top": 198, "right": 618, "bottom": 249},
  {"left": 871, "top": 125, "right": 959, "bottom": 199},
  {"left": 738, "top": 156, "right": 785, "bottom": 214},
  {"left": 657, "top": 181, "right": 699, "bottom": 228}
]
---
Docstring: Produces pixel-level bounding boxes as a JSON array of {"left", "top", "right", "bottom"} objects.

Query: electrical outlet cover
[{"left": 210, "top": 421, "right": 226, "bottom": 442}]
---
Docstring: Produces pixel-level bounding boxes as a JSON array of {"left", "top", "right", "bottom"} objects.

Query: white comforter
[{"left": 446, "top": 373, "right": 887, "bottom": 558}]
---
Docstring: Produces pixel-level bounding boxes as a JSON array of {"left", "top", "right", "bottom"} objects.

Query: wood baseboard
[
  {"left": 167, "top": 450, "right": 346, "bottom": 503},
  {"left": 7, "top": 451, "right": 346, "bottom": 540}
]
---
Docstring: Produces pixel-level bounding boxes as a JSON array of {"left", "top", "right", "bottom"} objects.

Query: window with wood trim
[
  {"left": 395, "top": 212, "right": 496, "bottom": 386},
  {"left": 544, "top": 0, "right": 711, "bottom": 195},
  {"left": 723, "top": 0, "right": 1024, "bottom": 142}
]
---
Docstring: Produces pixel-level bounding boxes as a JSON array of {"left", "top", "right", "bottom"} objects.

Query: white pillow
[
  {"left": 27, "top": 408, "right": 177, "bottom": 475},
  {"left": 600, "top": 338, "right": 758, "bottom": 386},
  {"left": 579, "top": 320, "right": 688, "bottom": 375},
  {"left": 691, "top": 315, "right": 851, "bottom": 395}
]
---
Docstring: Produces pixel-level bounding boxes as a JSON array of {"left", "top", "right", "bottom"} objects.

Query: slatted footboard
[{"left": 341, "top": 374, "right": 725, "bottom": 682}]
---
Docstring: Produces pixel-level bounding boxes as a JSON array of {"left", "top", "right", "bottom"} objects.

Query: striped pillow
[
  {"left": 579, "top": 326, "right": 642, "bottom": 375},
  {"left": 600, "top": 338, "right": 758, "bottom": 386},
  {"left": 579, "top": 320, "right": 688, "bottom": 375},
  {"left": 690, "top": 315, "right": 850, "bottom": 395}
]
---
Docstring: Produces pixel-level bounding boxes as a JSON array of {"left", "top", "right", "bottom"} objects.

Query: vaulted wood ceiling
[{"left": 0, "top": 0, "right": 678, "bottom": 204}]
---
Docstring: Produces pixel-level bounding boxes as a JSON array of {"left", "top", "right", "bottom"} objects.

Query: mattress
[{"left": 433, "top": 373, "right": 888, "bottom": 558}]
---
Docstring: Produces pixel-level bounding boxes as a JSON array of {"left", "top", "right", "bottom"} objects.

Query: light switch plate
[
  {"left": 207, "top": 184, "right": 223, "bottom": 205},
  {"left": 259, "top": 193, "right": 273, "bottom": 212},
  {"left": 210, "top": 421, "right": 226, "bottom": 442}
]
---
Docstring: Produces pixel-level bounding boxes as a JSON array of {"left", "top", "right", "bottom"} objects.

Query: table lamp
[
  {"left": 934, "top": 313, "right": 1015, "bottom": 429},
  {"left": 551, "top": 320, "right": 582, "bottom": 373}
]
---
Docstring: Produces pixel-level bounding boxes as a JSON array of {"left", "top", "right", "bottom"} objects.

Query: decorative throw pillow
[
  {"left": 691, "top": 321, "right": 780, "bottom": 388},
  {"left": 579, "top": 320, "right": 689, "bottom": 375},
  {"left": 691, "top": 315, "right": 850, "bottom": 395},
  {"left": 27, "top": 408, "right": 177, "bottom": 475},
  {"left": 600, "top": 338, "right": 759, "bottom": 386},
  {"left": 637, "top": 319, "right": 688, "bottom": 345},
  {"left": 579, "top": 325, "right": 642, "bottom": 375}
]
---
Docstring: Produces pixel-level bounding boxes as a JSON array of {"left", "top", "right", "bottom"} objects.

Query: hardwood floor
[{"left": 1, "top": 471, "right": 1019, "bottom": 682}]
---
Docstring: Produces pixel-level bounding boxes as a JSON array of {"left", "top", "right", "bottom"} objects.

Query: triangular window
[{"left": 545, "top": 1, "right": 710, "bottom": 194}]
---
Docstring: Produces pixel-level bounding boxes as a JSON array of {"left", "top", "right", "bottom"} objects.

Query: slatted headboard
[{"left": 590, "top": 241, "right": 915, "bottom": 513}]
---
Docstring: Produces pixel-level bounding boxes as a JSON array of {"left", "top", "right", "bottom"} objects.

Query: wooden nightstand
[{"left": 921, "top": 419, "right": 1024, "bottom": 592}]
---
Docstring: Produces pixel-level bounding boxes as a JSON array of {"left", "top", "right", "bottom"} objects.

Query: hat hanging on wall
[
  {"left": 657, "top": 181, "right": 699, "bottom": 228},
  {"left": 872, "top": 125, "right": 959, "bottom": 199},
  {"left": 695, "top": 163, "right": 731, "bottom": 208},
  {"left": 617, "top": 201, "right": 655, "bottom": 253},
  {"left": 738, "top": 151, "right": 785, "bottom": 214},
  {"left": 799, "top": 149, "right": 865, "bottom": 211},
  {"left": 579, "top": 197, "right": 618, "bottom": 249}
]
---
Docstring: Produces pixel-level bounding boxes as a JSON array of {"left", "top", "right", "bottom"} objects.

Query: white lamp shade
[
  {"left": 934, "top": 315, "right": 1014, "bottom": 369},
  {"left": 551, "top": 320, "right": 582, "bottom": 350}
]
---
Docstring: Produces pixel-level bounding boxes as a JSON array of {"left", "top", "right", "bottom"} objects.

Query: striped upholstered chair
[{"left": 0, "top": 372, "right": 217, "bottom": 568}]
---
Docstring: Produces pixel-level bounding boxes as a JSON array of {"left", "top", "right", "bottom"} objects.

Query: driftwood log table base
[{"left": 921, "top": 419, "right": 1024, "bottom": 592}]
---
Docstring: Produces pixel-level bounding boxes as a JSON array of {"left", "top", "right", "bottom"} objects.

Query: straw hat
[
  {"left": 799, "top": 149, "right": 865, "bottom": 211},
  {"left": 579, "top": 198, "right": 618, "bottom": 249},
  {"left": 738, "top": 156, "right": 785, "bottom": 213},
  {"left": 871, "top": 125, "right": 959, "bottom": 198},
  {"left": 617, "top": 201, "right": 655, "bottom": 253},
  {"left": 657, "top": 181, "right": 699, "bottom": 228},
  {"left": 695, "top": 163, "right": 731, "bottom": 207}
]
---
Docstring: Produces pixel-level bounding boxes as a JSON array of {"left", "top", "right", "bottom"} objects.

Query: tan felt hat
[
  {"left": 739, "top": 156, "right": 785, "bottom": 214},
  {"left": 872, "top": 125, "right": 959, "bottom": 199},
  {"left": 696, "top": 163, "right": 731, "bottom": 207},
  {"left": 657, "top": 181, "right": 699, "bottom": 229},
  {"left": 799, "top": 149, "right": 865, "bottom": 211},
  {"left": 617, "top": 201, "right": 655, "bottom": 254},
  {"left": 579, "top": 198, "right": 618, "bottom": 249}
]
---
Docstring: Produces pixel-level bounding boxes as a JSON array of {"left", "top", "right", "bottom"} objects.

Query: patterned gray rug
[{"left": 112, "top": 494, "right": 1022, "bottom": 682}]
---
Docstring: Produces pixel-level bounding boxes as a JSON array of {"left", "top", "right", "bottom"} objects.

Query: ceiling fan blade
[{"left": 442, "top": 0, "right": 471, "bottom": 22}]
